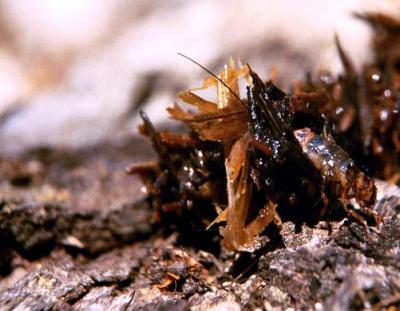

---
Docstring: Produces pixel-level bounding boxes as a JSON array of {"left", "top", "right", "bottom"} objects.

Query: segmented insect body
[
  {"left": 294, "top": 129, "right": 355, "bottom": 187},
  {"left": 246, "top": 71, "right": 323, "bottom": 221},
  {"left": 131, "top": 53, "right": 381, "bottom": 251},
  {"left": 294, "top": 127, "right": 380, "bottom": 225},
  {"left": 246, "top": 70, "right": 378, "bottom": 225},
  {"left": 294, "top": 128, "right": 377, "bottom": 207}
]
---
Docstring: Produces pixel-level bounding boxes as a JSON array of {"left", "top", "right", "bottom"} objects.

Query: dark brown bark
[{"left": 0, "top": 137, "right": 399, "bottom": 310}]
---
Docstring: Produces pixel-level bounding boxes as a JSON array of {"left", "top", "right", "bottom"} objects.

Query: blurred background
[{"left": 0, "top": 0, "right": 398, "bottom": 155}]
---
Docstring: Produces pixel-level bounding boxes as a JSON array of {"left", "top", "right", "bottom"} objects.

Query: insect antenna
[
  {"left": 182, "top": 110, "right": 246, "bottom": 123},
  {"left": 177, "top": 53, "right": 247, "bottom": 109}
]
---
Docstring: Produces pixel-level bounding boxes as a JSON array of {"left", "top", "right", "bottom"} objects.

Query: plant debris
[
  {"left": 129, "top": 13, "right": 400, "bottom": 252},
  {"left": 2, "top": 10, "right": 400, "bottom": 311}
]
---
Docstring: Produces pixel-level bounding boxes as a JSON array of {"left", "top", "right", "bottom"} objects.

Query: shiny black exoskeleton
[{"left": 246, "top": 70, "right": 323, "bottom": 222}]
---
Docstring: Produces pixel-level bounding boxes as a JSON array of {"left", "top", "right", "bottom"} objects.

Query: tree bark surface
[{"left": 0, "top": 138, "right": 399, "bottom": 310}]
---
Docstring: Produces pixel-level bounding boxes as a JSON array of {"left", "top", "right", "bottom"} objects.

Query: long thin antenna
[
  {"left": 177, "top": 53, "right": 246, "bottom": 108},
  {"left": 183, "top": 110, "right": 245, "bottom": 123}
]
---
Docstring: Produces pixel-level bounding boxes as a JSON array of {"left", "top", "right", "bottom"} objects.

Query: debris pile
[{"left": 130, "top": 13, "right": 399, "bottom": 251}]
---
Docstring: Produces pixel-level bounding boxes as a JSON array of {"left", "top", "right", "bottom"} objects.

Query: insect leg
[
  {"left": 341, "top": 203, "right": 371, "bottom": 234},
  {"left": 248, "top": 138, "right": 273, "bottom": 157}
]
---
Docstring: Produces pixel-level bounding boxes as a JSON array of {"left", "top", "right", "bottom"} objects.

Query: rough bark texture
[{"left": 0, "top": 136, "right": 399, "bottom": 310}]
